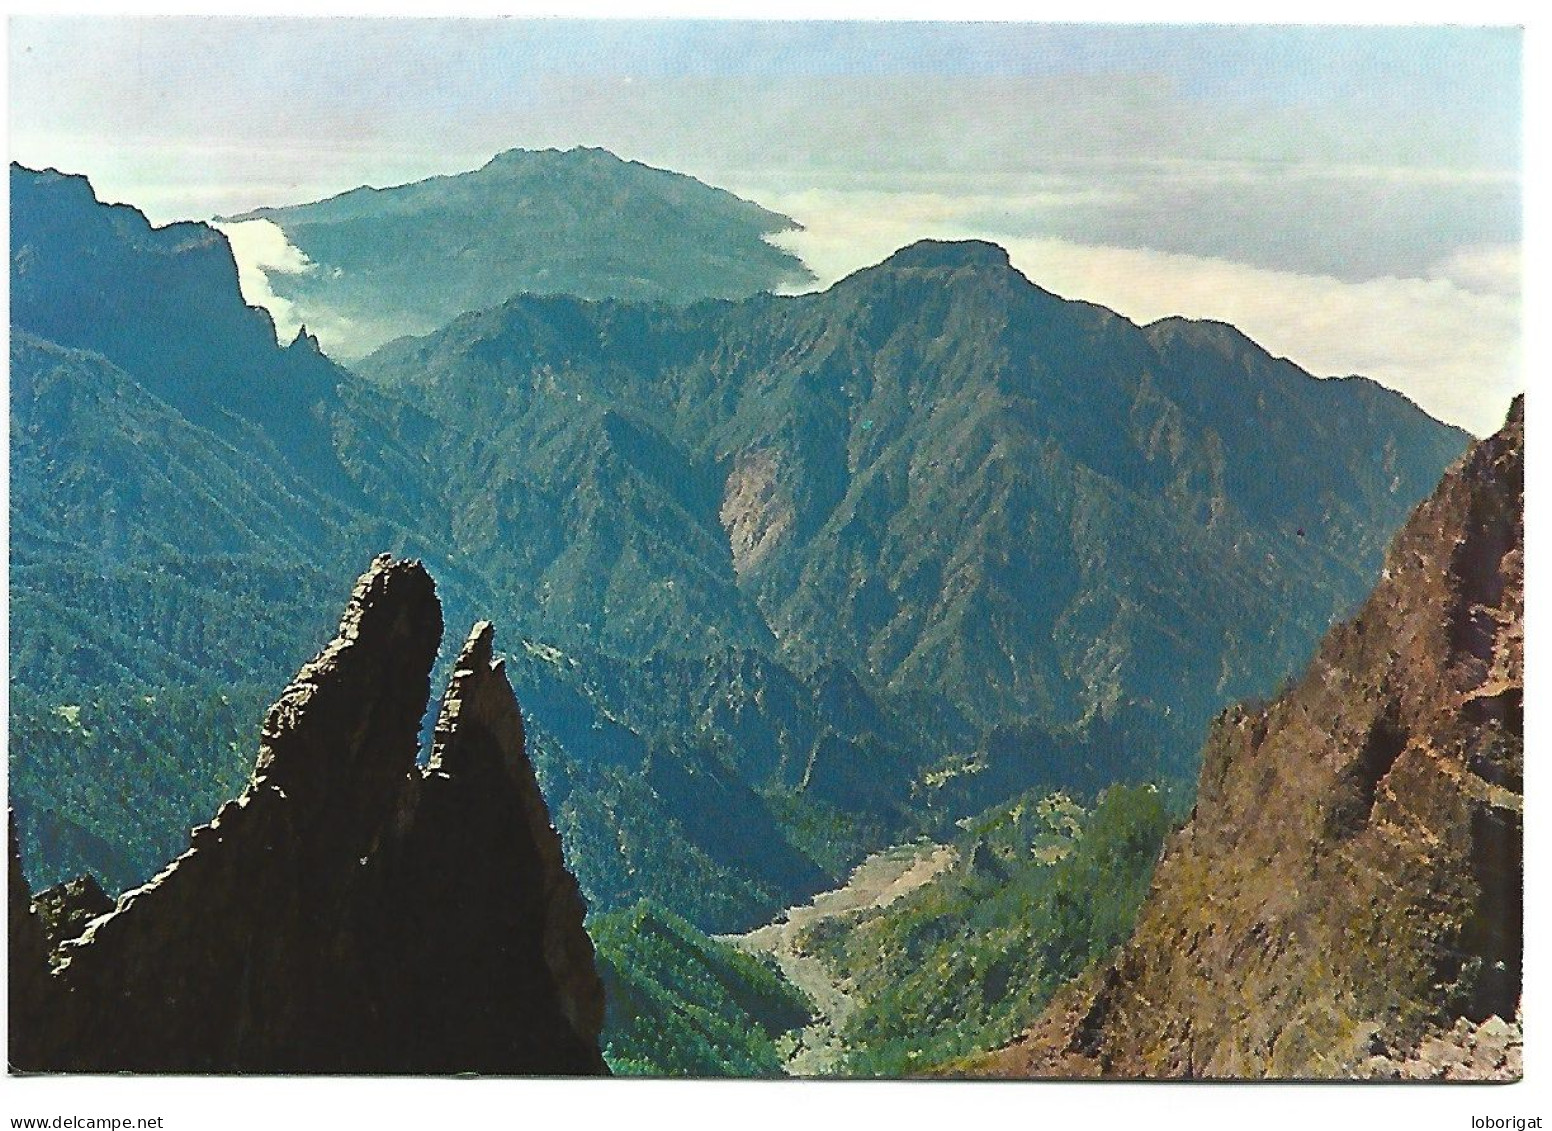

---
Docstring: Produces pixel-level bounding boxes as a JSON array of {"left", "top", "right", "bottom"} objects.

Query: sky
[{"left": 7, "top": 17, "right": 1524, "bottom": 434}]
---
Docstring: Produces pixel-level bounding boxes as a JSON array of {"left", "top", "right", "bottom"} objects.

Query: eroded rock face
[
  {"left": 721, "top": 449, "right": 793, "bottom": 577},
  {"left": 971, "top": 398, "right": 1524, "bottom": 1080},
  {"left": 9, "top": 555, "right": 606, "bottom": 1075}
]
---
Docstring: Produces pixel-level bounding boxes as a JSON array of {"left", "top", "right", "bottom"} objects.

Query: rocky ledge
[{"left": 9, "top": 555, "right": 607, "bottom": 1075}]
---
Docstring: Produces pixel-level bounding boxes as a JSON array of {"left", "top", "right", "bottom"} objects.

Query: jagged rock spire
[
  {"left": 288, "top": 324, "right": 322, "bottom": 353},
  {"left": 9, "top": 555, "right": 606, "bottom": 1075}
]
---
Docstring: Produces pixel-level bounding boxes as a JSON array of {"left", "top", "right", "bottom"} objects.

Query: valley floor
[{"left": 721, "top": 841, "right": 957, "bottom": 1076}]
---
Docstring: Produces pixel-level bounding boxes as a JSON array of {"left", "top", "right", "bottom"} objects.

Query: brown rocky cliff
[
  {"left": 965, "top": 397, "right": 1523, "bottom": 1080},
  {"left": 9, "top": 555, "right": 607, "bottom": 1074}
]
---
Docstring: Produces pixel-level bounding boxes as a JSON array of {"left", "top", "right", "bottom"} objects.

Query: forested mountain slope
[{"left": 10, "top": 165, "right": 1468, "bottom": 939}]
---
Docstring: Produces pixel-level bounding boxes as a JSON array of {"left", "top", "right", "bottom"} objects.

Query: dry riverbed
[{"left": 721, "top": 841, "right": 957, "bottom": 1076}]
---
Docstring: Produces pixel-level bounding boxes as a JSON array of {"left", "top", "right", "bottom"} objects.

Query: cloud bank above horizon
[
  {"left": 9, "top": 18, "right": 1522, "bottom": 435},
  {"left": 747, "top": 182, "right": 1520, "bottom": 437}
]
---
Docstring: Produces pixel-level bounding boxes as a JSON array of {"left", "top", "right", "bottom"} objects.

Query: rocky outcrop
[
  {"left": 9, "top": 556, "right": 606, "bottom": 1075},
  {"left": 721, "top": 449, "right": 794, "bottom": 578},
  {"left": 30, "top": 875, "right": 114, "bottom": 958},
  {"left": 966, "top": 397, "right": 1523, "bottom": 1080}
]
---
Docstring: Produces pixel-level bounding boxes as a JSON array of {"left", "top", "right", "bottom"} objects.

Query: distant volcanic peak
[
  {"left": 880, "top": 238, "right": 1016, "bottom": 273},
  {"left": 487, "top": 144, "right": 618, "bottom": 165},
  {"left": 1143, "top": 314, "right": 1272, "bottom": 360},
  {"left": 1145, "top": 313, "right": 1236, "bottom": 335},
  {"left": 477, "top": 145, "right": 676, "bottom": 185}
]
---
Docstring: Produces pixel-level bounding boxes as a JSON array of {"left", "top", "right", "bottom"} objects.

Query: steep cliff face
[
  {"left": 969, "top": 397, "right": 1523, "bottom": 1080},
  {"left": 9, "top": 556, "right": 606, "bottom": 1075},
  {"left": 9, "top": 164, "right": 348, "bottom": 483}
]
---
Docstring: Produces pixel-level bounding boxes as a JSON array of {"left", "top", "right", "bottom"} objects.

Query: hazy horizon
[{"left": 9, "top": 18, "right": 1522, "bottom": 434}]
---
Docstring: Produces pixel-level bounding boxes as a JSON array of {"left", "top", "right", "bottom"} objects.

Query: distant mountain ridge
[
  {"left": 222, "top": 146, "right": 814, "bottom": 358},
  {"left": 357, "top": 236, "right": 1470, "bottom": 797},
  {"left": 11, "top": 166, "right": 346, "bottom": 482},
  {"left": 10, "top": 164, "right": 1470, "bottom": 941}
]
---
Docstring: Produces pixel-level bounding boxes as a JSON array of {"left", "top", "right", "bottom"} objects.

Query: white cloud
[
  {"left": 1429, "top": 243, "right": 1522, "bottom": 298},
  {"left": 760, "top": 189, "right": 1520, "bottom": 437},
  {"left": 211, "top": 219, "right": 315, "bottom": 343},
  {"left": 1004, "top": 240, "right": 1520, "bottom": 438},
  {"left": 208, "top": 218, "right": 422, "bottom": 359},
  {"left": 207, "top": 182, "right": 1521, "bottom": 437}
]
